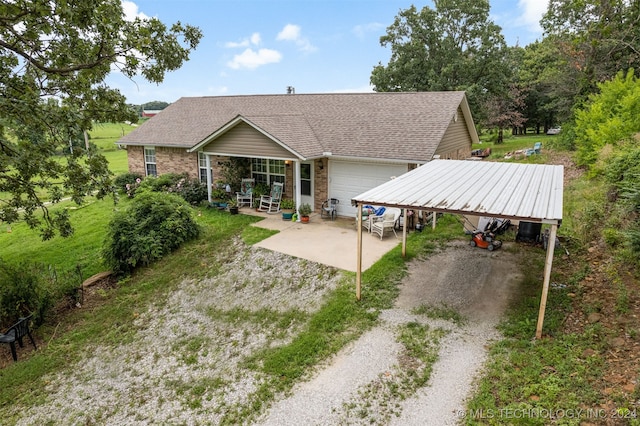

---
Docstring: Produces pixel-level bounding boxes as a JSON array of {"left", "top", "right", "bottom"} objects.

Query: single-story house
[{"left": 118, "top": 91, "right": 479, "bottom": 217}]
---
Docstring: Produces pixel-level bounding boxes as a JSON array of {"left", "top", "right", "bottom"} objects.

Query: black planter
[
  {"left": 229, "top": 206, "right": 239, "bottom": 215},
  {"left": 516, "top": 221, "right": 542, "bottom": 242}
]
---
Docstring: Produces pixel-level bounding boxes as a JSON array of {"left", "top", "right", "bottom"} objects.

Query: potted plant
[
  {"left": 298, "top": 203, "right": 312, "bottom": 223},
  {"left": 280, "top": 198, "right": 295, "bottom": 220},
  {"left": 209, "top": 187, "right": 228, "bottom": 208},
  {"left": 252, "top": 183, "right": 269, "bottom": 210},
  {"left": 228, "top": 199, "right": 239, "bottom": 215}
]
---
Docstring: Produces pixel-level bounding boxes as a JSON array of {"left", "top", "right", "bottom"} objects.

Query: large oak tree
[
  {"left": 370, "top": 0, "right": 510, "bottom": 122},
  {"left": 0, "top": 0, "right": 201, "bottom": 239}
]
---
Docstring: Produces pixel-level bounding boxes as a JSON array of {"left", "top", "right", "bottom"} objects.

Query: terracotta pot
[{"left": 301, "top": 215, "right": 310, "bottom": 223}]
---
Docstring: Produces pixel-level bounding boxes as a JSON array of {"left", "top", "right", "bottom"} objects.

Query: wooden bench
[{"left": 0, "top": 314, "right": 37, "bottom": 362}]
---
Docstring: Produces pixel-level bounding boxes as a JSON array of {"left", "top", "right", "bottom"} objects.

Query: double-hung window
[
  {"left": 144, "top": 147, "right": 157, "bottom": 177},
  {"left": 251, "top": 159, "right": 285, "bottom": 189},
  {"left": 198, "top": 152, "right": 213, "bottom": 183}
]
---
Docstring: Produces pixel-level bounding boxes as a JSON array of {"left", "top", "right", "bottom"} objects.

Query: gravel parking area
[{"left": 12, "top": 239, "right": 523, "bottom": 425}]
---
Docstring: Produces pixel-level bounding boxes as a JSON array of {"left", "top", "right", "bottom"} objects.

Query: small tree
[{"left": 103, "top": 192, "right": 200, "bottom": 275}]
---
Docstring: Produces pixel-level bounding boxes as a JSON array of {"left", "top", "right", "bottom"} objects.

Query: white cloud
[
  {"left": 352, "top": 23, "right": 385, "bottom": 40},
  {"left": 518, "top": 0, "right": 549, "bottom": 33},
  {"left": 224, "top": 32, "right": 262, "bottom": 48},
  {"left": 227, "top": 48, "right": 282, "bottom": 70},
  {"left": 121, "top": 1, "right": 149, "bottom": 21},
  {"left": 277, "top": 24, "right": 301, "bottom": 41},
  {"left": 276, "top": 24, "right": 316, "bottom": 53}
]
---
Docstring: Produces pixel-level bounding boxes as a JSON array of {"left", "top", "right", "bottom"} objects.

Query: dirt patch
[{"left": 396, "top": 240, "right": 524, "bottom": 324}]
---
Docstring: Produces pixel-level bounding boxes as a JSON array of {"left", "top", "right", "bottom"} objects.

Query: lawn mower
[{"left": 467, "top": 217, "right": 510, "bottom": 251}]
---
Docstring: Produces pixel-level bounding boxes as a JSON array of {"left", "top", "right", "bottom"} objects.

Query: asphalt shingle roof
[{"left": 118, "top": 92, "right": 470, "bottom": 162}]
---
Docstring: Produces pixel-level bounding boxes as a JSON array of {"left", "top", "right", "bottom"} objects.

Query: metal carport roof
[{"left": 351, "top": 159, "right": 564, "bottom": 338}]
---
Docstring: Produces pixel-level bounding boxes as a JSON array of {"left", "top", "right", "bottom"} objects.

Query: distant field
[
  {"left": 89, "top": 122, "right": 138, "bottom": 151},
  {"left": 0, "top": 122, "right": 136, "bottom": 203}
]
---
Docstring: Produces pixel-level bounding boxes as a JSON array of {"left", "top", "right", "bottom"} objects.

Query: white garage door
[{"left": 329, "top": 160, "right": 408, "bottom": 217}]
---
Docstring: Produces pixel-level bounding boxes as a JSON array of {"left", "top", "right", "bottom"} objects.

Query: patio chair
[
  {"left": 0, "top": 314, "right": 37, "bottom": 362},
  {"left": 236, "top": 178, "right": 255, "bottom": 207},
  {"left": 258, "top": 182, "right": 284, "bottom": 214},
  {"left": 321, "top": 198, "right": 339, "bottom": 220},
  {"left": 371, "top": 208, "right": 402, "bottom": 240},
  {"left": 533, "top": 142, "right": 542, "bottom": 154},
  {"left": 361, "top": 205, "right": 387, "bottom": 233}
]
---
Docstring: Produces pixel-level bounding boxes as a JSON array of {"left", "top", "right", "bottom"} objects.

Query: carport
[{"left": 352, "top": 159, "right": 564, "bottom": 338}]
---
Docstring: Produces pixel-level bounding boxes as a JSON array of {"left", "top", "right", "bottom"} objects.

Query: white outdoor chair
[
  {"left": 258, "top": 182, "right": 283, "bottom": 214},
  {"left": 236, "top": 178, "right": 254, "bottom": 207},
  {"left": 371, "top": 207, "right": 401, "bottom": 240},
  {"left": 360, "top": 205, "right": 387, "bottom": 233}
]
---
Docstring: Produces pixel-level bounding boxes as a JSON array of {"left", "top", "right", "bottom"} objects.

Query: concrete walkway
[{"left": 243, "top": 209, "right": 400, "bottom": 272}]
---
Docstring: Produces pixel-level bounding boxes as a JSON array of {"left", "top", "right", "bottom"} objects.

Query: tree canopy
[
  {"left": 370, "top": 0, "right": 510, "bottom": 121},
  {"left": 573, "top": 69, "right": 640, "bottom": 167},
  {"left": 0, "top": 0, "right": 202, "bottom": 239}
]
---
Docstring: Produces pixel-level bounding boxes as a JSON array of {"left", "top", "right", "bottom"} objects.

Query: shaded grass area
[{"left": 0, "top": 197, "right": 119, "bottom": 278}]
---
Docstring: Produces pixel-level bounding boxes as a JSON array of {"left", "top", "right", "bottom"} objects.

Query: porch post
[
  {"left": 294, "top": 160, "right": 302, "bottom": 221},
  {"left": 536, "top": 223, "right": 558, "bottom": 339},
  {"left": 206, "top": 154, "right": 212, "bottom": 203},
  {"left": 356, "top": 203, "right": 363, "bottom": 300}
]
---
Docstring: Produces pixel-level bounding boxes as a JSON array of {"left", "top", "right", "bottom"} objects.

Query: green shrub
[
  {"left": 134, "top": 173, "right": 208, "bottom": 205},
  {"left": 138, "top": 173, "right": 185, "bottom": 193},
  {"left": 113, "top": 172, "right": 143, "bottom": 194},
  {"left": 0, "top": 260, "right": 54, "bottom": 327},
  {"left": 176, "top": 178, "right": 208, "bottom": 205},
  {"left": 102, "top": 192, "right": 201, "bottom": 275}
]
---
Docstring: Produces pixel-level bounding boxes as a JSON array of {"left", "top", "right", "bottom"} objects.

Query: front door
[{"left": 300, "top": 162, "right": 314, "bottom": 209}]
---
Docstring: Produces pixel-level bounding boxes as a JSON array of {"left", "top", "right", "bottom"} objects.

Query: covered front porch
[{"left": 188, "top": 116, "right": 328, "bottom": 214}]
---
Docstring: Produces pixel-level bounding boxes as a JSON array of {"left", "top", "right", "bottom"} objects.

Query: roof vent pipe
[{"left": 286, "top": 86, "right": 295, "bottom": 94}]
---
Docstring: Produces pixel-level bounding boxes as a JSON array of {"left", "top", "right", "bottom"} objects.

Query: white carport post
[
  {"left": 536, "top": 223, "right": 558, "bottom": 339},
  {"left": 356, "top": 203, "right": 363, "bottom": 300},
  {"left": 205, "top": 154, "right": 212, "bottom": 203},
  {"left": 294, "top": 160, "right": 302, "bottom": 221}
]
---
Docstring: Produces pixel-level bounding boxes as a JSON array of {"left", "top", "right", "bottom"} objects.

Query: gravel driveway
[{"left": 12, "top": 239, "right": 523, "bottom": 425}]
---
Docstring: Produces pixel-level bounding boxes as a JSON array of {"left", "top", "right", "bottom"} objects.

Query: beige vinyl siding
[
  {"left": 201, "top": 122, "right": 295, "bottom": 159},
  {"left": 434, "top": 106, "right": 473, "bottom": 158}
]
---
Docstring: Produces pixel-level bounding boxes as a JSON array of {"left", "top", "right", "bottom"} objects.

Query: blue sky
[{"left": 107, "top": 0, "right": 549, "bottom": 105}]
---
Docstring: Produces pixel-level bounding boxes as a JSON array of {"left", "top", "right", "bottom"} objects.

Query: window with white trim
[
  {"left": 251, "top": 159, "right": 285, "bottom": 189},
  {"left": 144, "top": 147, "right": 157, "bottom": 176},
  {"left": 198, "top": 152, "right": 213, "bottom": 183}
]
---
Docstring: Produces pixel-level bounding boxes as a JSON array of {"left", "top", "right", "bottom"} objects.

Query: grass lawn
[
  {"left": 475, "top": 132, "right": 559, "bottom": 159},
  {"left": 89, "top": 122, "right": 139, "bottom": 151}
]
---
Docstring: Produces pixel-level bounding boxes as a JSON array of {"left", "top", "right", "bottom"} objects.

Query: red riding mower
[{"left": 468, "top": 218, "right": 510, "bottom": 251}]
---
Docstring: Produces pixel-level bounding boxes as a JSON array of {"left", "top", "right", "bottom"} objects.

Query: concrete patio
[{"left": 241, "top": 209, "right": 400, "bottom": 272}]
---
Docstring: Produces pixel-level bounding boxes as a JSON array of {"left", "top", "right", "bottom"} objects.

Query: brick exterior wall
[
  {"left": 157, "top": 147, "right": 199, "bottom": 178},
  {"left": 126, "top": 146, "right": 199, "bottom": 178},
  {"left": 314, "top": 158, "right": 328, "bottom": 211},
  {"left": 127, "top": 146, "right": 145, "bottom": 176}
]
